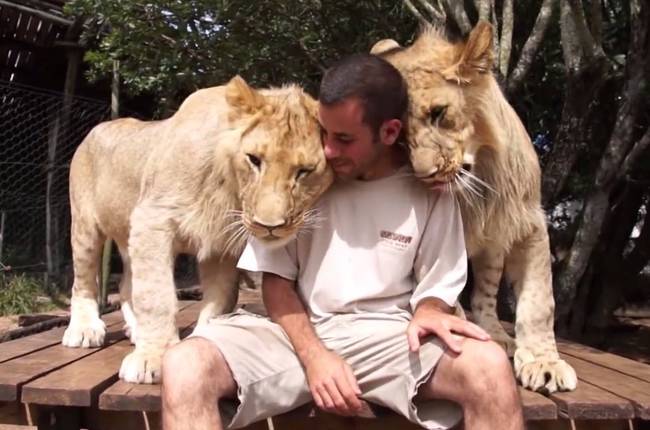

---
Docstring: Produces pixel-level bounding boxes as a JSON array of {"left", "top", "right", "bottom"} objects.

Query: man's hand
[
  {"left": 304, "top": 348, "right": 363, "bottom": 416},
  {"left": 407, "top": 299, "right": 490, "bottom": 354}
]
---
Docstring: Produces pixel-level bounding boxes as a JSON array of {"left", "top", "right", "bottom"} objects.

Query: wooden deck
[{"left": 0, "top": 291, "right": 649, "bottom": 430}]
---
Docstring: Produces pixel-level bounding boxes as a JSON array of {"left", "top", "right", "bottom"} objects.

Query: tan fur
[
  {"left": 62, "top": 76, "right": 333, "bottom": 384},
  {"left": 373, "top": 22, "right": 577, "bottom": 393}
]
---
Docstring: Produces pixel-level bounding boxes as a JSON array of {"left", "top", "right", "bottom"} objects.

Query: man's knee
[
  {"left": 456, "top": 340, "right": 517, "bottom": 399},
  {"left": 162, "top": 337, "right": 235, "bottom": 402}
]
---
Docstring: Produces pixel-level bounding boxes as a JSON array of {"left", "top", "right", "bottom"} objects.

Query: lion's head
[
  {"left": 224, "top": 76, "right": 333, "bottom": 247},
  {"left": 371, "top": 22, "right": 495, "bottom": 189}
]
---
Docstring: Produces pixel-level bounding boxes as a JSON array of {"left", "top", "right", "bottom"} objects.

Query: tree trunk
[
  {"left": 506, "top": 0, "right": 558, "bottom": 95},
  {"left": 541, "top": 59, "right": 609, "bottom": 206},
  {"left": 571, "top": 182, "right": 645, "bottom": 338},
  {"left": 554, "top": 0, "right": 650, "bottom": 327}
]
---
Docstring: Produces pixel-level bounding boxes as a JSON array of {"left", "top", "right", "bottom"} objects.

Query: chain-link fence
[{"left": 0, "top": 80, "right": 111, "bottom": 289}]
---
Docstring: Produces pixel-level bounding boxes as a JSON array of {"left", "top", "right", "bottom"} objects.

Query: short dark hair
[{"left": 319, "top": 53, "right": 408, "bottom": 134}]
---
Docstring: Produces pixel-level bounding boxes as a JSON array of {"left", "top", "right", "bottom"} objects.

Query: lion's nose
[{"left": 252, "top": 217, "right": 286, "bottom": 232}]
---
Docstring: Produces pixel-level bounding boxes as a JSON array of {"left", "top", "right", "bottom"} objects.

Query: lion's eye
[
  {"left": 246, "top": 153, "right": 261, "bottom": 169},
  {"left": 429, "top": 106, "right": 447, "bottom": 124},
  {"left": 296, "top": 167, "right": 313, "bottom": 180}
]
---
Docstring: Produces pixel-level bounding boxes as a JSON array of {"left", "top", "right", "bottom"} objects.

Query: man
[{"left": 162, "top": 54, "right": 524, "bottom": 430}]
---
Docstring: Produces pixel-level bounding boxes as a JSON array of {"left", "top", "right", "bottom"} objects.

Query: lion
[
  {"left": 371, "top": 22, "right": 578, "bottom": 393},
  {"left": 62, "top": 76, "right": 333, "bottom": 384}
]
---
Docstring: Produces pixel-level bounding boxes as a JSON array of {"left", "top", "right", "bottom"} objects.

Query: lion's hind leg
[
  {"left": 504, "top": 221, "right": 577, "bottom": 393},
  {"left": 470, "top": 249, "right": 516, "bottom": 356},
  {"left": 62, "top": 212, "right": 107, "bottom": 348}
]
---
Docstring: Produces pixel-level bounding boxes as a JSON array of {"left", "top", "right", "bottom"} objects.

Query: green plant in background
[{"left": 0, "top": 274, "right": 55, "bottom": 316}]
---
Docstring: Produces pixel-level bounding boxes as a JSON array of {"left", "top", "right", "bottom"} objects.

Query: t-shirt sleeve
[
  {"left": 410, "top": 190, "right": 468, "bottom": 311},
  {"left": 236, "top": 237, "right": 299, "bottom": 281}
]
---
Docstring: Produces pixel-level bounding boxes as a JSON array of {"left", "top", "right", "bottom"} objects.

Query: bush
[{"left": 0, "top": 274, "right": 52, "bottom": 316}]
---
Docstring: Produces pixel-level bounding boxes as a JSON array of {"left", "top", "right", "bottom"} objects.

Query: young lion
[
  {"left": 62, "top": 76, "right": 333, "bottom": 384},
  {"left": 372, "top": 22, "right": 577, "bottom": 393}
]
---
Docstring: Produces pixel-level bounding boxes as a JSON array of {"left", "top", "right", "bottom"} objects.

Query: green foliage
[
  {"left": 65, "top": 0, "right": 418, "bottom": 114},
  {"left": 0, "top": 274, "right": 54, "bottom": 316}
]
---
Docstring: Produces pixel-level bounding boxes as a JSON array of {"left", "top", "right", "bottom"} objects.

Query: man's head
[{"left": 318, "top": 54, "right": 408, "bottom": 180}]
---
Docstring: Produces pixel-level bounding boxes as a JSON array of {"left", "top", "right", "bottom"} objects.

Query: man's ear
[
  {"left": 441, "top": 20, "right": 494, "bottom": 83},
  {"left": 379, "top": 119, "right": 403, "bottom": 146},
  {"left": 225, "top": 75, "right": 267, "bottom": 115}
]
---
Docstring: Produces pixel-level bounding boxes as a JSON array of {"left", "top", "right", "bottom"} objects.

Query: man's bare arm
[
  {"left": 262, "top": 272, "right": 362, "bottom": 415},
  {"left": 262, "top": 272, "right": 325, "bottom": 364}
]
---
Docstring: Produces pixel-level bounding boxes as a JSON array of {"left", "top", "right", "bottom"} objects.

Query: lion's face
[
  {"left": 372, "top": 22, "right": 494, "bottom": 189},
  {"left": 226, "top": 77, "right": 333, "bottom": 246}
]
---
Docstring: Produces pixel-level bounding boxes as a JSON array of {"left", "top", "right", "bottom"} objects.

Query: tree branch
[
  {"left": 478, "top": 0, "right": 490, "bottom": 21},
  {"left": 590, "top": 0, "right": 603, "bottom": 46},
  {"left": 499, "top": 0, "right": 514, "bottom": 79},
  {"left": 442, "top": 0, "right": 472, "bottom": 34},
  {"left": 414, "top": 0, "right": 446, "bottom": 23},
  {"left": 507, "top": 0, "right": 557, "bottom": 94},
  {"left": 560, "top": 0, "right": 583, "bottom": 72},
  {"left": 621, "top": 126, "right": 650, "bottom": 177},
  {"left": 566, "top": 0, "right": 605, "bottom": 59},
  {"left": 403, "top": 0, "right": 430, "bottom": 26}
]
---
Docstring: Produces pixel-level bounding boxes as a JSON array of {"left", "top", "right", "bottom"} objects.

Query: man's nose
[{"left": 323, "top": 140, "right": 339, "bottom": 159}]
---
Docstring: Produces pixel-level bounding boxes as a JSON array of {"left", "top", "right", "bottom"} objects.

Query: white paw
[
  {"left": 123, "top": 323, "right": 137, "bottom": 345},
  {"left": 119, "top": 349, "right": 164, "bottom": 384},
  {"left": 62, "top": 317, "right": 106, "bottom": 348},
  {"left": 514, "top": 348, "right": 578, "bottom": 393}
]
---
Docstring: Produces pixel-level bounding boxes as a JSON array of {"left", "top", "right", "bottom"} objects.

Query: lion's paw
[
  {"left": 119, "top": 348, "right": 164, "bottom": 384},
  {"left": 514, "top": 348, "right": 578, "bottom": 393},
  {"left": 62, "top": 317, "right": 106, "bottom": 348},
  {"left": 123, "top": 323, "right": 137, "bottom": 345}
]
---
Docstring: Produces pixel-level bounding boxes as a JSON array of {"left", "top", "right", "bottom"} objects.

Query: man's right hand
[{"left": 304, "top": 348, "right": 363, "bottom": 416}]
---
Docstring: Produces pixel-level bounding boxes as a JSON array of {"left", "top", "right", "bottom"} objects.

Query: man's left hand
[{"left": 407, "top": 299, "right": 490, "bottom": 354}]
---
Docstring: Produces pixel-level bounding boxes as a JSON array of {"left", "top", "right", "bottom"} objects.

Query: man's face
[{"left": 318, "top": 97, "right": 383, "bottom": 180}]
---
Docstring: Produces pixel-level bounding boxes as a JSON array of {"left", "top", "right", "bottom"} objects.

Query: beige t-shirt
[{"left": 237, "top": 168, "right": 467, "bottom": 323}]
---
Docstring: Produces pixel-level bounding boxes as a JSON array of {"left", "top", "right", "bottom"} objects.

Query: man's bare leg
[
  {"left": 419, "top": 339, "right": 524, "bottom": 430},
  {"left": 162, "top": 337, "right": 237, "bottom": 430}
]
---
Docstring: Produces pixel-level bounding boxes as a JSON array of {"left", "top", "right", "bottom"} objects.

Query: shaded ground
[{"left": 592, "top": 317, "right": 650, "bottom": 364}]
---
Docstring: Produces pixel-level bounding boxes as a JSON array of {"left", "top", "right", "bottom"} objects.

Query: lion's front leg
[
  {"left": 118, "top": 205, "right": 179, "bottom": 384},
  {"left": 505, "top": 222, "right": 577, "bottom": 393},
  {"left": 197, "top": 255, "right": 239, "bottom": 326},
  {"left": 470, "top": 248, "right": 516, "bottom": 355}
]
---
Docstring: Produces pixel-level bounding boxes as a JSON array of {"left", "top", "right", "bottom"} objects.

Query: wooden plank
[
  {"left": 22, "top": 302, "right": 202, "bottom": 407},
  {"left": 560, "top": 353, "right": 650, "bottom": 419},
  {"left": 548, "top": 378, "right": 634, "bottom": 420},
  {"left": 0, "top": 310, "right": 123, "bottom": 364},
  {"left": 99, "top": 382, "right": 162, "bottom": 412},
  {"left": 519, "top": 387, "right": 557, "bottom": 420},
  {"left": 0, "top": 425, "right": 37, "bottom": 429},
  {"left": 558, "top": 339, "right": 650, "bottom": 384},
  {"left": 98, "top": 304, "right": 203, "bottom": 412},
  {"left": 0, "top": 310, "right": 128, "bottom": 402}
]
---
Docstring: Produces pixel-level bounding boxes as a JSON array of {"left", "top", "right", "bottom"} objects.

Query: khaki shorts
[{"left": 189, "top": 309, "right": 462, "bottom": 430}]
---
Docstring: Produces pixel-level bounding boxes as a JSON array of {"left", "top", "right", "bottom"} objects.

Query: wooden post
[
  {"left": 45, "top": 47, "right": 80, "bottom": 291},
  {"left": 0, "top": 211, "right": 6, "bottom": 264},
  {"left": 100, "top": 60, "right": 119, "bottom": 310}
]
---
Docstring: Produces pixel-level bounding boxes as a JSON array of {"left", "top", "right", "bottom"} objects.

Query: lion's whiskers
[{"left": 459, "top": 168, "right": 498, "bottom": 195}]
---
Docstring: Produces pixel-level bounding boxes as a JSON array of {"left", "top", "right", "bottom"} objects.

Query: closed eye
[
  {"left": 430, "top": 106, "right": 447, "bottom": 124},
  {"left": 296, "top": 167, "right": 314, "bottom": 180},
  {"left": 246, "top": 153, "right": 261, "bottom": 170}
]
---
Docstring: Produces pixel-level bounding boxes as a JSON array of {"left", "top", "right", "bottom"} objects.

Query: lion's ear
[
  {"left": 370, "top": 39, "right": 401, "bottom": 55},
  {"left": 442, "top": 21, "right": 494, "bottom": 83},
  {"left": 225, "top": 75, "right": 266, "bottom": 114}
]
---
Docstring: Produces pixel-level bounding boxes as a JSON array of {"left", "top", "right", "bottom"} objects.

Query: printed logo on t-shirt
[{"left": 379, "top": 230, "right": 412, "bottom": 251}]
